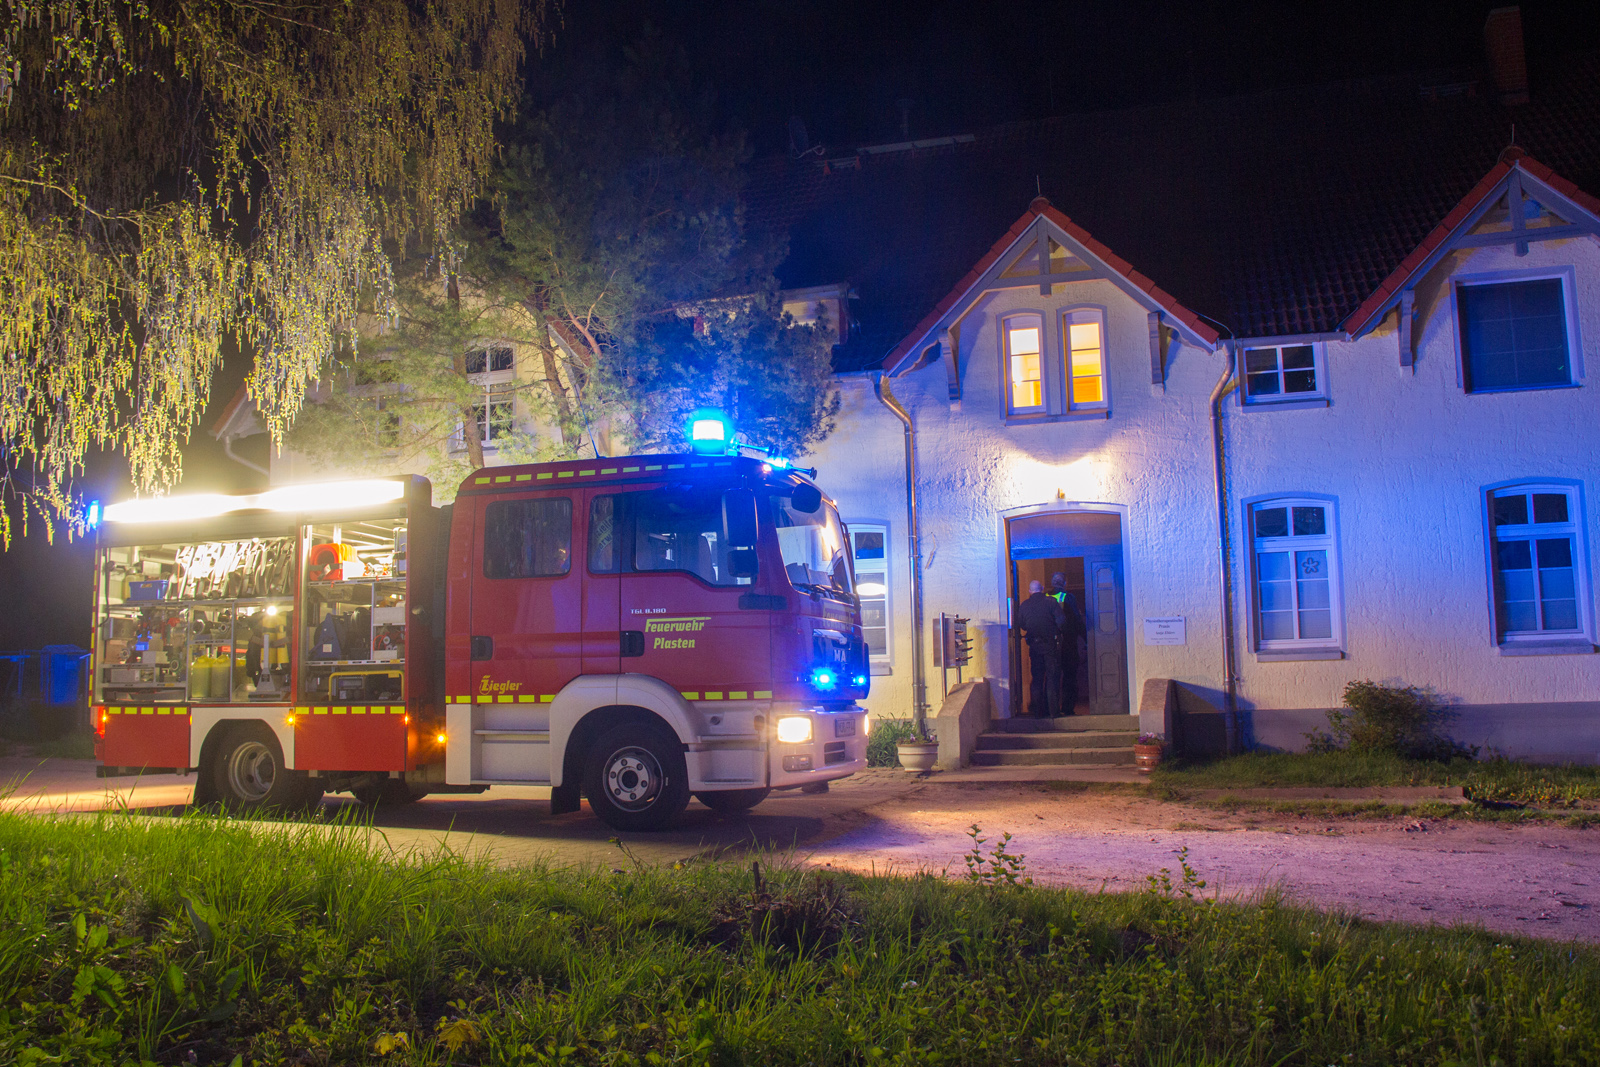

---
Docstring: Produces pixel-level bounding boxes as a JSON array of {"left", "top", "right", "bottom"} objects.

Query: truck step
[{"left": 969, "top": 747, "right": 1134, "bottom": 766}]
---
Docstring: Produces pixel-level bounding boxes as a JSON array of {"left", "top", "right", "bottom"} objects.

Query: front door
[{"left": 1082, "top": 551, "right": 1127, "bottom": 716}]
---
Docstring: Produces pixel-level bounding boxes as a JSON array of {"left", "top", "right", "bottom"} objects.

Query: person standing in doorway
[
  {"left": 1018, "top": 579, "right": 1064, "bottom": 717},
  {"left": 1050, "top": 572, "right": 1086, "bottom": 716}
]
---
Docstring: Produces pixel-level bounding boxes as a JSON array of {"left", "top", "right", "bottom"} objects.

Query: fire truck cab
[{"left": 93, "top": 455, "right": 870, "bottom": 830}]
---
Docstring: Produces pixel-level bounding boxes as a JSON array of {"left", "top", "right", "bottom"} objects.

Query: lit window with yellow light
[
  {"left": 1066, "top": 316, "right": 1106, "bottom": 407},
  {"left": 1004, "top": 315, "right": 1043, "bottom": 412}
]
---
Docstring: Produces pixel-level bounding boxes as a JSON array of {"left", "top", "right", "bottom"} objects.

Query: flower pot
[
  {"left": 1133, "top": 742, "right": 1164, "bottom": 773},
  {"left": 896, "top": 741, "right": 940, "bottom": 772}
]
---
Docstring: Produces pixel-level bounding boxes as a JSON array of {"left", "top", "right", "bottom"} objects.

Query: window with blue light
[
  {"left": 1488, "top": 485, "right": 1589, "bottom": 642},
  {"left": 1250, "top": 498, "right": 1342, "bottom": 652},
  {"left": 848, "top": 523, "right": 891, "bottom": 669},
  {"left": 1457, "top": 278, "right": 1572, "bottom": 392}
]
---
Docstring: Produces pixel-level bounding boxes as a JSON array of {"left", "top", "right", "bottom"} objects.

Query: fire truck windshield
[{"left": 769, "top": 488, "right": 852, "bottom": 600}]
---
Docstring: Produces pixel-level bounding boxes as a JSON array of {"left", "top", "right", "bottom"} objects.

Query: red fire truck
[{"left": 93, "top": 454, "right": 870, "bottom": 830}]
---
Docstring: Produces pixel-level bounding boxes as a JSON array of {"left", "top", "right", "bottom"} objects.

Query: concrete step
[
  {"left": 975, "top": 730, "right": 1139, "bottom": 750},
  {"left": 992, "top": 714, "right": 1141, "bottom": 734},
  {"left": 969, "top": 747, "right": 1134, "bottom": 767}
]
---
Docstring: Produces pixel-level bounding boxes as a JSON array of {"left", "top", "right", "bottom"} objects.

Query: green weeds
[{"left": 2, "top": 809, "right": 1599, "bottom": 1065}]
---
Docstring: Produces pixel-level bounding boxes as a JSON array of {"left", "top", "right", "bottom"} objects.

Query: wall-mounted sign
[{"left": 1142, "top": 616, "right": 1186, "bottom": 646}]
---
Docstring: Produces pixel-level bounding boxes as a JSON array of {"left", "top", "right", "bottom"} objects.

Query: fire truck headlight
[{"left": 776, "top": 716, "right": 813, "bottom": 744}]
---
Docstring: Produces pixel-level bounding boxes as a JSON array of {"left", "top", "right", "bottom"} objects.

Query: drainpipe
[
  {"left": 222, "top": 435, "right": 268, "bottom": 478},
  {"left": 872, "top": 371, "right": 929, "bottom": 734},
  {"left": 1209, "top": 346, "right": 1240, "bottom": 753}
]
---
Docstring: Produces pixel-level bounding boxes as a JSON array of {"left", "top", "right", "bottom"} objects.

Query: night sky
[{"left": 2, "top": 0, "right": 1596, "bottom": 652}]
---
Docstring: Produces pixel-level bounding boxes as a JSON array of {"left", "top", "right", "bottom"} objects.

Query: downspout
[
  {"left": 222, "top": 435, "right": 268, "bottom": 478},
  {"left": 1209, "top": 346, "right": 1240, "bottom": 753},
  {"left": 872, "top": 371, "right": 928, "bottom": 733}
]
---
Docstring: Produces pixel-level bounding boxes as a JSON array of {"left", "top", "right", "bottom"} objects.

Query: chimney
[{"left": 1484, "top": 6, "right": 1529, "bottom": 105}]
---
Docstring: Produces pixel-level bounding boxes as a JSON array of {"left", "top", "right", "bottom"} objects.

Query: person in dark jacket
[
  {"left": 1017, "top": 580, "right": 1064, "bottom": 717},
  {"left": 1050, "top": 572, "right": 1086, "bottom": 715}
]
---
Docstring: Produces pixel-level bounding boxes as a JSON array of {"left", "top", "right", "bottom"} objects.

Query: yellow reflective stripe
[
  {"left": 497, "top": 695, "right": 514, "bottom": 703},
  {"left": 557, "top": 471, "right": 574, "bottom": 478},
  {"left": 155, "top": 707, "right": 170, "bottom": 715},
  {"left": 140, "top": 707, "right": 154, "bottom": 715},
  {"left": 494, "top": 475, "right": 511, "bottom": 483},
  {"left": 332, "top": 707, "right": 347, "bottom": 715},
  {"left": 536, "top": 472, "right": 553, "bottom": 480},
  {"left": 351, "top": 706, "right": 367, "bottom": 715},
  {"left": 680, "top": 691, "right": 699, "bottom": 700},
  {"left": 729, "top": 691, "right": 748, "bottom": 700},
  {"left": 645, "top": 465, "right": 662, "bottom": 471},
  {"left": 601, "top": 468, "right": 618, "bottom": 474},
  {"left": 704, "top": 691, "right": 723, "bottom": 700},
  {"left": 667, "top": 464, "right": 685, "bottom": 469},
  {"left": 313, "top": 706, "right": 329, "bottom": 715},
  {"left": 474, "top": 476, "right": 491, "bottom": 484},
  {"left": 540, "top": 694, "right": 553, "bottom": 703},
  {"left": 754, "top": 690, "right": 773, "bottom": 699},
  {"left": 390, "top": 706, "right": 405, "bottom": 715},
  {"left": 517, "top": 694, "right": 538, "bottom": 702},
  {"left": 579, "top": 469, "right": 596, "bottom": 477},
  {"left": 295, "top": 706, "right": 309, "bottom": 715},
  {"left": 515, "top": 474, "right": 532, "bottom": 481},
  {"left": 624, "top": 466, "right": 640, "bottom": 472}
]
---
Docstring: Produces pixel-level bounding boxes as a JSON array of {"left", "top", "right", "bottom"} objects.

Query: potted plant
[
  {"left": 1133, "top": 732, "right": 1165, "bottom": 772},
  {"left": 896, "top": 722, "right": 940, "bottom": 773}
]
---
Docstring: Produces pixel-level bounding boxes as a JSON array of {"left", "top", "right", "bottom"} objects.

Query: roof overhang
[
  {"left": 1342, "top": 154, "right": 1600, "bottom": 340},
  {"left": 881, "top": 198, "right": 1220, "bottom": 376}
]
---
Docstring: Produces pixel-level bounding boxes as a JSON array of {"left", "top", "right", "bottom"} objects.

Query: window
[
  {"left": 769, "top": 488, "right": 853, "bottom": 601},
  {"left": 1243, "top": 344, "right": 1321, "bottom": 402},
  {"left": 483, "top": 498, "right": 572, "bottom": 578},
  {"left": 1063, "top": 311, "right": 1106, "bottom": 408},
  {"left": 1488, "top": 484, "right": 1589, "bottom": 642},
  {"left": 1251, "top": 499, "right": 1342, "bottom": 650},
  {"left": 1004, "top": 315, "right": 1043, "bottom": 412},
  {"left": 1457, "top": 278, "right": 1572, "bottom": 392},
  {"left": 462, "top": 345, "right": 516, "bottom": 449},
  {"left": 849, "top": 524, "right": 890, "bottom": 665},
  {"left": 588, "top": 495, "right": 620, "bottom": 574},
  {"left": 633, "top": 487, "right": 749, "bottom": 586}
]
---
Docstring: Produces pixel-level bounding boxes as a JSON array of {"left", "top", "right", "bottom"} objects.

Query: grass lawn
[
  {"left": 3, "top": 810, "right": 1599, "bottom": 1065},
  {"left": 1152, "top": 750, "right": 1600, "bottom": 809}
]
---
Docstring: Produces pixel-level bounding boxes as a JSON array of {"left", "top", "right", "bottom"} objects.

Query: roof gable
[
  {"left": 882, "top": 197, "right": 1219, "bottom": 375},
  {"left": 1342, "top": 152, "right": 1600, "bottom": 339}
]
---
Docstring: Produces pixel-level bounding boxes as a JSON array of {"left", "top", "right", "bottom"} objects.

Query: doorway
[{"left": 1005, "top": 510, "right": 1128, "bottom": 717}]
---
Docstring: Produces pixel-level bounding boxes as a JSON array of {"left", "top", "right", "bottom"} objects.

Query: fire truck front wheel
[
  {"left": 207, "top": 724, "right": 318, "bottom": 812},
  {"left": 583, "top": 724, "right": 690, "bottom": 832}
]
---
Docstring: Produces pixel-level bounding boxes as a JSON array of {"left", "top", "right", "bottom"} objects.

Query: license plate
[{"left": 834, "top": 717, "right": 856, "bottom": 738}]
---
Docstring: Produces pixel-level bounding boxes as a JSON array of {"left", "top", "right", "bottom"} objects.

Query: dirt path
[{"left": 804, "top": 782, "right": 1600, "bottom": 943}]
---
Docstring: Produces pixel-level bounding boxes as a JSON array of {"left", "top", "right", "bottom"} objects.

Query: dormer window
[
  {"left": 1064, "top": 312, "right": 1106, "bottom": 408},
  {"left": 1244, "top": 344, "right": 1322, "bottom": 403},
  {"left": 1005, "top": 315, "right": 1044, "bottom": 413}
]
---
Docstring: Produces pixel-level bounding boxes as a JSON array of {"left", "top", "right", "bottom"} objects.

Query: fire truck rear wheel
[
  {"left": 208, "top": 724, "right": 317, "bottom": 811},
  {"left": 584, "top": 724, "right": 689, "bottom": 832},
  {"left": 694, "top": 788, "right": 771, "bottom": 814}
]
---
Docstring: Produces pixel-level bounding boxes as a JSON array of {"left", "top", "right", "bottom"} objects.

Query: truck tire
[
  {"left": 694, "top": 788, "right": 771, "bottom": 814},
  {"left": 207, "top": 723, "right": 316, "bottom": 812},
  {"left": 583, "top": 723, "right": 690, "bottom": 832}
]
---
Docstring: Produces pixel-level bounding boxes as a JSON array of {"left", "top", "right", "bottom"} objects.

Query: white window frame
[
  {"left": 846, "top": 521, "right": 893, "bottom": 672},
  {"left": 1483, "top": 480, "right": 1594, "bottom": 652},
  {"left": 1451, "top": 267, "right": 1584, "bottom": 394},
  {"left": 1061, "top": 306, "right": 1109, "bottom": 411},
  {"left": 1240, "top": 342, "right": 1326, "bottom": 405},
  {"left": 1002, "top": 313, "right": 1046, "bottom": 415},
  {"left": 1246, "top": 495, "right": 1345, "bottom": 657},
  {"left": 455, "top": 345, "right": 517, "bottom": 451}
]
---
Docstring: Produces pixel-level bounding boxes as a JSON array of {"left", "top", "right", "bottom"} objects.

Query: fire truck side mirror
[{"left": 722, "top": 488, "right": 759, "bottom": 549}]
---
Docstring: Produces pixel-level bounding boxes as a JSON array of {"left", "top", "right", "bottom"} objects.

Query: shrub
[
  {"left": 866, "top": 717, "right": 918, "bottom": 766},
  {"left": 1311, "top": 680, "right": 1476, "bottom": 761}
]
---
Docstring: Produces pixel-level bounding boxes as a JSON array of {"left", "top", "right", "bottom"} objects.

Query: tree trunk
[
  {"left": 537, "top": 339, "right": 580, "bottom": 452},
  {"left": 448, "top": 274, "right": 486, "bottom": 471}
]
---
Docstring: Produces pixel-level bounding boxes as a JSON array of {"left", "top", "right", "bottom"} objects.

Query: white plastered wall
[{"left": 1226, "top": 234, "right": 1600, "bottom": 723}]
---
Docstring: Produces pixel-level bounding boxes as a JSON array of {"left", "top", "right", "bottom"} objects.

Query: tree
[
  {"left": 0, "top": 0, "right": 545, "bottom": 543},
  {"left": 286, "top": 31, "right": 838, "bottom": 493}
]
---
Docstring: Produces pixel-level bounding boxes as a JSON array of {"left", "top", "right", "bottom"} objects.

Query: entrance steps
[{"left": 970, "top": 714, "right": 1139, "bottom": 767}]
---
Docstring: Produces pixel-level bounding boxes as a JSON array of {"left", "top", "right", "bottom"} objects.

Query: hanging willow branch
[{"left": 0, "top": 0, "right": 545, "bottom": 544}]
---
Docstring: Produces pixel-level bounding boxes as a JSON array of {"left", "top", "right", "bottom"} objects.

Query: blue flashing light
[
  {"left": 809, "top": 667, "right": 838, "bottom": 692},
  {"left": 84, "top": 500, "right": 101, "bottom": 529},
  {"left": 769, "top": 456, "right": 791, "bottom": 469},
  {"left": 852, "top": 674, "right": 868, "bottom": 688},
  {"left": 688, "top": 408, "right": 734, "bottom": 455}
]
